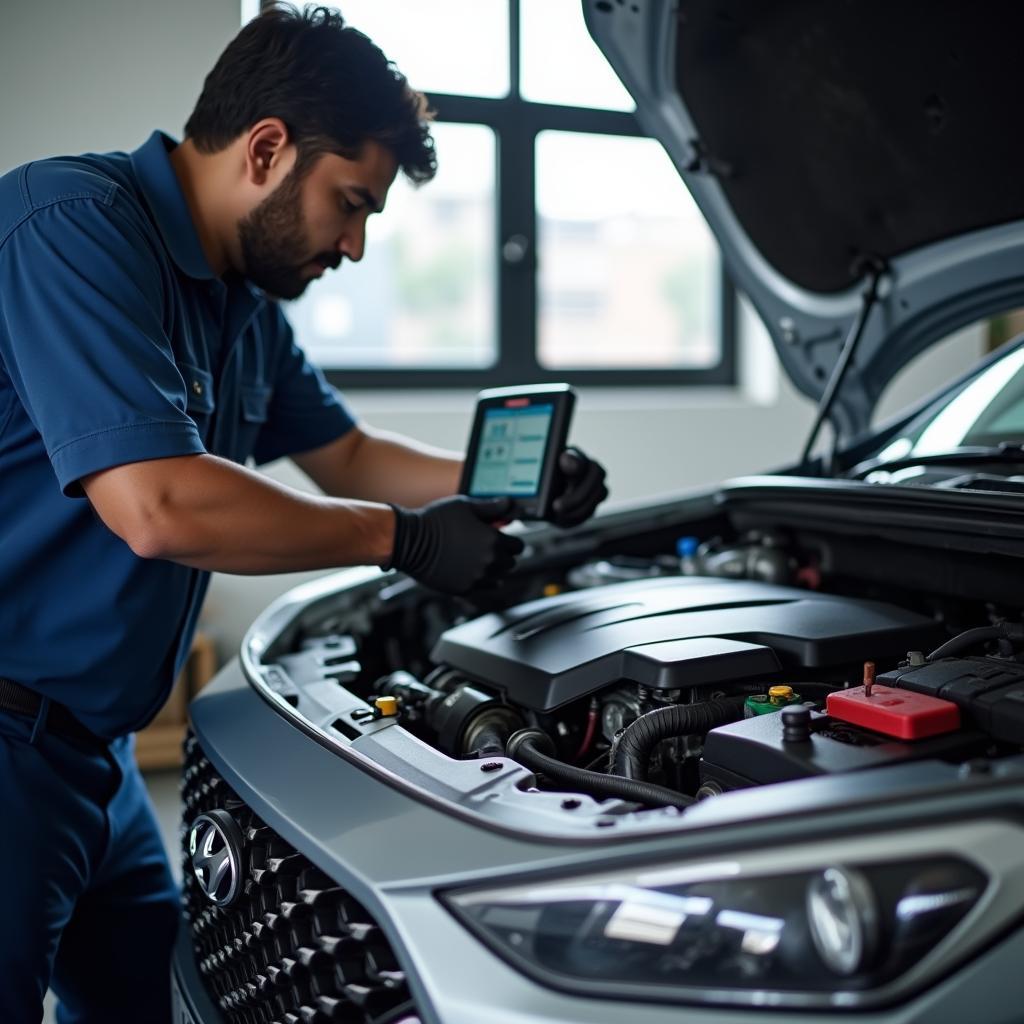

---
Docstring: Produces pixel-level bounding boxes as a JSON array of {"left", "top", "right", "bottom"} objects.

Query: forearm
[
  {"left": 82, "top": 453, "right": 395, "bottom": 574},
  {"left": 298, "top": 426, "right": 463, "bottom": 507}
]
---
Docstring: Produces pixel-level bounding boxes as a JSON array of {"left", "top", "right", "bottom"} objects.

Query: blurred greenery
[
  {"left": 395, "top": 239, "right": 476, "bottom": 312},
  {"left": 429, "top": 322, "right": 476, "bottom": 355},
  {"left": 661, "top": 255, "right": 712, "bottom": 352}
]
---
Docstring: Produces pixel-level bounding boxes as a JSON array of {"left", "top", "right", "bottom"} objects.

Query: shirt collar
[{"left": 130, "top": 131, "right": 216, "bottom": 281}]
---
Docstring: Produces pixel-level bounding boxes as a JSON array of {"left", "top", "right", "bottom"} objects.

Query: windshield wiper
[{"left": 848, "top": 442, "right": 1024, "bottom": 479}]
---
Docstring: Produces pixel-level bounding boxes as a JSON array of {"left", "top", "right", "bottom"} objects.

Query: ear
[{"left": 244, "top": 118, "right": 293, "bottom": 186}]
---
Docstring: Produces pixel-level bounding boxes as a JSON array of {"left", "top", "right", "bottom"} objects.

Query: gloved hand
[
  {"left": 387, "top": 495, "right": 525, "bottom": 595},
  {"left": 550, "top": 446, "right": 608, "bottom": 528}
]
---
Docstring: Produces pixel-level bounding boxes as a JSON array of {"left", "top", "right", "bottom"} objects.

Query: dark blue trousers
[{"left": 0, "top": 707, "right": 179, "bottom": 1023}]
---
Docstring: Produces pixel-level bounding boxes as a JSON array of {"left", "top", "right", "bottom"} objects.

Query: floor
[{"left": 42, "top": 770, "right": 183, "bottom": 1023}]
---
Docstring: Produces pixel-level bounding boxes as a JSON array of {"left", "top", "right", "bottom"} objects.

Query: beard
[{"left": 237, "top": 167, "right": 338, "bottom": 300}]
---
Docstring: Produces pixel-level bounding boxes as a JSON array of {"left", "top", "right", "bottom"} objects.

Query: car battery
[
  {"left": 878, "top": 657, "right": 1024, "bottom": 745},
  {"left": 699, "top": 707, "right": 985, "bottom": 792},
  {"left": 825, "top": 684, "right": 960, "bottom": 740}
]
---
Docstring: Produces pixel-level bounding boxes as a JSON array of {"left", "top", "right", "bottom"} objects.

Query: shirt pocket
[
  {"left": 236, "top": 382, "right": 271, "bottom": 461},
  {"left": 241, "top": 383, "right": 270, "bottom": 424},
  {"left": 179, "top": 361, "right": 215, "bottom": 438}
]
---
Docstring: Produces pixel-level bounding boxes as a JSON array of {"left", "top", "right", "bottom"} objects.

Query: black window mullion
[
  {"left": 496, "top": 124, "right": 539, "bottom": 384},
  {"left": 498, "top": 0, "right": 535, "bottom": 382},
  {"left": 425, "top": 94, "right": 639, "bottom": 137},
  {"left": 508, "top": 0, "right": 520, "bottom": 97}
]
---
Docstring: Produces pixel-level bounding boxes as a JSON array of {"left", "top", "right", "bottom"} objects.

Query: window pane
[
  {"left": 340, "top": 0, "right": 508, "bottom": 98},
  {"left": 536, "top": 132, "right": 719, "bottom": 370},
  {"left": 289, "top": 123, "right": 496, "bottom": 370},
  {"left": 520, "top": 0, "right": 634, "bottom": 111}
]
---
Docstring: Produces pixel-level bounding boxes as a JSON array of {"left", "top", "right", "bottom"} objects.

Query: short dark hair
[{"left": 184, "top": 3, "right": 436, "bottom": 184}]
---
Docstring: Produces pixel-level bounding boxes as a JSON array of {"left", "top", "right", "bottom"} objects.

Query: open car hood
[{"left": 585, "top": 0, "right": 1024, "bottom": 438}]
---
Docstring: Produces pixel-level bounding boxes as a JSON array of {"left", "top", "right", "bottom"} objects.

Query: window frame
[{"left": 321, "top": 0, "right": 737, "bottom": 390}]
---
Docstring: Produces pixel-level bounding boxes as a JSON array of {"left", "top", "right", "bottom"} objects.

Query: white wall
[
  {"left": 2, "top": 0, "right": 988, "bottom": 661},
  {"left": 0, "top": 0, "right": 241, "bottom": 168}
]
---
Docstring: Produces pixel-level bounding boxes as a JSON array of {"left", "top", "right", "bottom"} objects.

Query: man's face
[{"left": 238, "top": 139, "right": 398, "bottom": 300}]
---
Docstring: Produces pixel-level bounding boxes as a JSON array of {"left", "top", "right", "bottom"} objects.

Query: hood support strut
[{"left": 800, "top": 261, "right": 888, "bottom": 472}]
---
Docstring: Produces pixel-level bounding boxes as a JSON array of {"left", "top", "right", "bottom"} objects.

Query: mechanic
[{"left": 0, "top": 6, "right": 607, "bottom": 1022}]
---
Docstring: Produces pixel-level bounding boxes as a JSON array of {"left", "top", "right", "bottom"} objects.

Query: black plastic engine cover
[{"left": 432, "top": 577, "right": 943, "bottom": 711}]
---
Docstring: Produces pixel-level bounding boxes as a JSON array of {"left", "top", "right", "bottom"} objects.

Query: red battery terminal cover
[{"left": 826, "top": 684, "right": 961, "bottom": 740}]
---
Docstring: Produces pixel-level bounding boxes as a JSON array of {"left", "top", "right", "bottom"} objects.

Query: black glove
[
  {"left": 387, "top": 495, "right": 525, "bottom": 595},
  {"left": 550, "top": 446, "right": 608, "bottom": 528}
]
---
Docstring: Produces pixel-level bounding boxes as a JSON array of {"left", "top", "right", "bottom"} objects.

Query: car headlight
[
  {"left": 441, "top": 821, "right": 1018, "bottom": 1010},
  {"left": 806, "top": 864, "right": 879, "bottom": 975}
]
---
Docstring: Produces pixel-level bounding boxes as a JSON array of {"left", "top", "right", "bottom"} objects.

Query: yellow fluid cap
[
  {"left": 768, "top": 685, "right": 794, "bottom": 704},
  {"left": 374, "top": 696, "right": 399, "bottom": 717},
  {"left": 542, "top": 583, "right": 562, "bottom": 597}
]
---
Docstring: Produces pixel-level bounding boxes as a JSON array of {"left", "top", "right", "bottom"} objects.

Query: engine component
[
  {"left": 378, "top": 670, "right": 523, "bottom": 757},
  {"left": 878, "top": 656, "right": 1024, "bottom": 745},
  {"left": 826, "top": 685, "right": 961, "bottom": 740},
  {"left": 378, "top": 669, "right": 439, "bottom": 715},
  {"left": 430, "top": 683, "right": 503, "bottom": 756},
  {"left": 505, "top": 728, "right": 693, "bottom": 809},
  {"left": 699, "top": 711, "right": 986, "bottom": 791},
  {"left": 610, "top": 697, "right": 745, "bottom": 780},
  {"left": 373, "top": 695, "right": 400, "bottom": 718},
  {"left": 925, "top": 622, "right": 1024, "bottom": 662},
  {"left": 566, "top": 555, "right": 680, "bottom": 589},
  {"left": 432, "top": 577, "right": 944, "bottom": 712},
  {"left": 678, "top": 531, "right": 796, "bottom": 584},
  {"left": 781, "top": 705, "right": 813, "bottom": 743},
  {"left": 599, "top": 686, "right": 646, "bottom": 743},
  {"left": 745, "top": 685, "right": 805, "bottom": 716}
]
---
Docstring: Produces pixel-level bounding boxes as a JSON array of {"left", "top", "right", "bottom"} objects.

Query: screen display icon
[{"left": 468, "top": 404, "right": 554, "bottom": 497}]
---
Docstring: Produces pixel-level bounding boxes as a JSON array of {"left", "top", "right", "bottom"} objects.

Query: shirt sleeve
[
  {"left": 251, "top": 306, "right": 356, "bottom": 465},
  {"left": 0, "top": 193, "right": 204, "bottom": 496}
]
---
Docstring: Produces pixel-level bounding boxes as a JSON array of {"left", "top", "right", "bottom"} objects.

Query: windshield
[{"left": 866, "top": 342, "right": 1024, "bottom": 468}]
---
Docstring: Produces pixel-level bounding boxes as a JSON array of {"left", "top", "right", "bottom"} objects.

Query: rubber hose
[
  {"left": 465, "top": 724, "right": 507, "bottom": 759},
  {"left": 612, "top": 697, "right": 746, "bottom": 781},
  {"left": 928, "top": 625, "right": 1010, "bottom": 661},
  {"left": 516, "top": 737, "right": 693, "bottom": 809}
]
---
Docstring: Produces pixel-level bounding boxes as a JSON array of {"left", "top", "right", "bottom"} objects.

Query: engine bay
[{"left": 252, "top": 490, "right": 1024, "bottom": 832}]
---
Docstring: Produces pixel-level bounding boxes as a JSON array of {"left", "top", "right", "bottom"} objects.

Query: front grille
[{"left": 181, "top": 732, "right": 421, "bottom": 1024}]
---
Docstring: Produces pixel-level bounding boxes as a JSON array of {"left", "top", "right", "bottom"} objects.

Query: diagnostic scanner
[{"left": 459, "top": 384, "right": 576, "bottom": 520}]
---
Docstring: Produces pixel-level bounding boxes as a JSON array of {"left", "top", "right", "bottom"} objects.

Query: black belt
[{"left": 0, "top": 677, "right": 102, "bottom": 743}]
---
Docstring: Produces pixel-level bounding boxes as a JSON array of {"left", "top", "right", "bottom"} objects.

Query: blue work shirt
[{"left": 0, "top": 131, "right": 355, "bottom": 739}]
